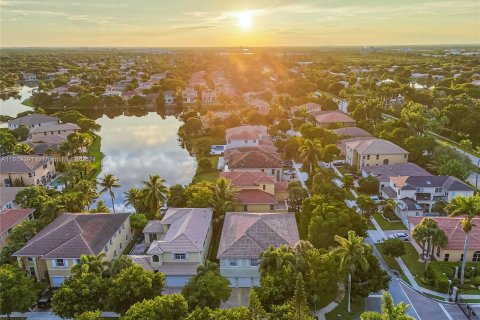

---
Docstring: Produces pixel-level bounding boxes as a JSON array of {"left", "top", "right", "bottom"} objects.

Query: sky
[{"left": 1, "top": 0, "right": 479, "bottom": 47}]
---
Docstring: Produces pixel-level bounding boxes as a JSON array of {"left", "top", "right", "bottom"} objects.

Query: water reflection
[
  {"left": 95, "top": 112, "right": 196, "bottom": 211},
  {"left": 0, "top": 86, "right": 35, "bottom": 117}
]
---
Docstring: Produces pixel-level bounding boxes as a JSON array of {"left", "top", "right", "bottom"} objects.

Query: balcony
[{"left": 415, "top": 193, "right": 431, "bottom": 201}]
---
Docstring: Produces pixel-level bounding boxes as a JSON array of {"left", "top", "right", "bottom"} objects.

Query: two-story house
[
  {"left": 225, "top": 125, "right": 270, "bottom": 149},
  {"left": 182, "top": 88, "right": 197, "bottom": 104},
  {"left": 201, "top": 89, "right": 217, "bottom": 104},
  {"left": 8, "top": 114, "right": 60, "bottom": 131},
  {"left": 0, "top": 208, "right": 35, "bottom": 250},
  {"left": 1, "top": 155, "right": 56, "bottom": 187},
  {"left": 14, "top": 213, "right": 131, "bottom": 287},
  {"left": 220, "top": 172, "right": 288, "bottom": 212},
  {"left": 225, "top": 151, "right": 283, "bottom": 181},
  {"left": 130, "top": 208, "right": 213, "bottom": 287},
  {"left": 217, "top": 212, "right": 299, "bottom": 288},
  {"left": 381, "top": 175, "right": 474, "bottom": 225},
  {"left": 315, "top": 111, "right": 356, "bottom": 128},
  {"left": 164, "top": 91, "right": 176, "bottom": 105},
  {"left": 290, "top": 102, "right": 322, "bottom": 117},
  {"left": 28, "top": 123, "right": 80, "bottom": 140},
  {"left": 345, "top": 138, "right": 409, "bottom": 170}
]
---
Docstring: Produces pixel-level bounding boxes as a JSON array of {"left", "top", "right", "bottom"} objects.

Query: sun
[{"left": 236, "top": 11, "right": 252, "bottom": 31}]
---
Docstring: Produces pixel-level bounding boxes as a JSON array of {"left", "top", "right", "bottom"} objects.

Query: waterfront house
[
  {"left": 131, "top": 208, "right": 213, "bottom": 287},
  {"left": 164, "top": 91, "right": 176, "bottom": 105},
  {"left": 8, "top": 114, "right": 60, "bottom": 131},
  {"left": 182, "top": 88, "right": 197, "bottom": 104},
  {"left": 0, "top": 208, "right": 35, "bottom": 250},
  {"left": 0, "top": 155, "right": 56, "bottom": 187},
  {"left": 220, "top": 172, "right": 288, "bottom": 212},
  {"left": 201, "top": 89, "right": 217, "bottom": 104},
  {"left": 14, "top": 213, "right": 131, "bottom": 287},
  {"left": 28, "top": 123, "right": 80, "bottom": 140},
  {"left": 225, "top": 151, "right": 283, "bottom": 181},
  {"left": 225, "top": 125, "right": 270, "bottom": 149},
  {"left": 217, "top": 212, "right": 299, "bottom": 287},
  {"left": 24, "top": 135, "right": 68, "bottom": 155},
  {"left": 345, "top": 138, "right": 409, "bottom": 170}
]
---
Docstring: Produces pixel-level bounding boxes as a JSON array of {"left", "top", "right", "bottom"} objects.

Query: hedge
[{"left": 426, "top": 261, "right": 480, "bottom": 292}]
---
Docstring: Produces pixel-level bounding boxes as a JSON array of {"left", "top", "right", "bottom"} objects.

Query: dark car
[
  {"left": 37, "top": 288, "right": 54, "bottom": 309},
  {"left": 137, "top": 233, "right": 145, "bottom": 244}
]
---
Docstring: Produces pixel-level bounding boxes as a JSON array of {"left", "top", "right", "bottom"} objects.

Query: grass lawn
[
  {"left": 373, "top": 213, "right": 406, "bottom": 230},
  {"left": 316, "top": 291, "right": 338, "bottom": 310},
  {"left": 192, "top": 155, "right": 220, "bottom": 183},
  {"left": 325, "top": 294, "right": 364, "bottom": 320},
  {"left": 366, "top": 218, "right": 376, "bottom": 230},
  {"left": 401, "top": 243, "right": 426, "bottom": 279},
  {"left": 21, "top": 98, "right": 33, "bottom": 106},
  {"left": 345, "top": 190, "right": 355, "bottom": 201},
  {"left": 86, "top": 134, "right": 104, "bottom": 181},
  {"left": 464, "top": 299, "right": 480, "bottom": 303}
]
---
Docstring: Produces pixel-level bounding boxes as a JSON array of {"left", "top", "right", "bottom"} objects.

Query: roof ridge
[
  {"left": 73, "top": 218, "right": 96, "bottom": 254},
  {"left": 23, "top": 214, "right": 76, "bottom": 245},
  {"left": 46, "top": 233, "right": 94, "bottom": 257}
]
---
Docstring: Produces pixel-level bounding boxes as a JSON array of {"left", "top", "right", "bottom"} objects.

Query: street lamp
[{"left": 448, "top": 279, "right": 453, "bottom": 296}]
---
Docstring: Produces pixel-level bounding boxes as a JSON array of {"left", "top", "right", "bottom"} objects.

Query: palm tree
[
  {"left": 209, "top": 177, "right": 237, "bottom": 225},
  {"left": 98, "top": 174, "right": 120, "bottom": 213},
  {"left": 360, "top": 291, "right": 414, "bottom": 320},
  {"left": 74, "top": 179, "right": 98, "bottom": 210},
  {"left": 70, "top": 253, "right": 110, "bottom": 277},
  {"left": 331, "top": 231, "right": 369, "bottom": 313},
  {"left": 108, "top": 255, "right": 133, "bottom": 277},
  {"left": 124, "top": 187, "right": 142, "bottom": 212},
  {"left": 13, "top": 143, "right": 33, "bottom": 155},
  {"left": 299, "top": 139, "right": 323, "bottom": 174},
  {"left": 445, "top": 195, "right": 480, "bottom": 284},
  {"left": 411, "top": 218, "right": 448, "bottom": 261},
  {"left": 141, "top": 175, "right": 168, "bottom": 218}
]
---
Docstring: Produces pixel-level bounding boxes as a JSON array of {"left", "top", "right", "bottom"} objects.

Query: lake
[
  {"left": 0, "top": 85, "right": 35, "bottom": 118},
  {"left": 95, "top": 112, "right": 197, "bottom": 211}
]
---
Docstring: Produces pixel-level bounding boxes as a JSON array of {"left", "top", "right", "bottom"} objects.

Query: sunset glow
[{"left": 236, "top": 11, "right": 252, "bottom": 31}]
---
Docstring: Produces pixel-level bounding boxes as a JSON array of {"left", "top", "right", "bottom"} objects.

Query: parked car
[
  {"left": 332, "top": 160, "right": 345, "bottom": 166},
  {"left": 283, "top": 169, "right": 296, "bottom": 175},
  {"left": 370, "top": 195, "right": 382, "bottom": 204},
  {"left": 388, "top": 232, "right": 409, "bottom": 241},
  {"left": 37, "top": 288, "right": 54, "bottom": 309}
]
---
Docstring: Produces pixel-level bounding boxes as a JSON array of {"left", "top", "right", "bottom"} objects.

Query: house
[
  {"left": 8, "top": 114, "right": 60, "bottom": 131},
  {"left": 315, "top": 111, "right": 356, "bottom": 128},
  {"left": 291, "top": 103, "right": 322, "bottom": 117},
  {"left": 334, "top": 127, "right": 372, "bottom": 139},
  {"left": 28, "top": 123, "right": 80, "bottom": 140},
  {"left": 382, "top": 176, "right": 475, "bottom": 224},
  {"left": 103, "top": 85, "right": 122, "bottom": 97},
  {"left": 223, "top": 145, "right": 279, "bottom": 164},
  {"left": 14, "top": 213, "right": 131, "bottom": 287},
  {"left": 201, "top": 89, "right": 217, "bottom": 104},
  {"left": 220, "top": 172, "right": 288, "bottom": 212},
  {"left": 164, "top": 91, "right": 176, "bottom": 105},
  {"left": 345, "top": 138, "right": 408, "bottom": 170},
  {"left": 182, "top": 88, "right": 197, "bottom": 104},
  {"left": 249, "top": 99, "right": 269, "bottom": 114},
  {"left": 24, "top": 135, "right": 68, "bottom": 155},
  {"left": 361, "top": 162, "right": 432, "bottom": 192},
  {"left": 0, "top": 208, "right": 35, "bottom": 250},
  {"left": 407, "top": 217, "right": 480, "bottom": 263},
  {"left": 0, "top": 155, "right": 56, "bottom": 187},
  {"left": 217, "top": 212, "right": 299, "bottom": 287},
  {"left": 131, "top": 208, "right": 213, "bottom": 287},
  {"left": 226, "top": 125, "right": 270, "bottom": 149},
  {"left": 226, "top": 151, "right": 283, "bottom": 181},
  {"left": 22, "top": 73, "right": 36, "bottom": 81},
  {"left": 0, "top": 187, "right": 25, "bottom": 210}
]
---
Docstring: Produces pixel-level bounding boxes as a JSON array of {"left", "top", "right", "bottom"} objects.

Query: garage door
[
  {"left": 166, "top": 276, "right": 190, "bottom": 287},
  {"left": 51, "top": 276, "right": 65, "bottom": 287},
  {"left": 252, "top": 277, "right": 260, "bottom": 287},
  {"left": 227, "top": 277, "right": 236, "bottom": 287},
  {"left": 237, "top": 277, "right": 252, "bottom": 288}
]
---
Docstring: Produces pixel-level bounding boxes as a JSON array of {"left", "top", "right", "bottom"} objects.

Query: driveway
[
  {"left": 292, "top": 161, "right": 309, "bottom": 191},
  {"left": 221, "top": 288, "right": 250, "bottom": 308}
]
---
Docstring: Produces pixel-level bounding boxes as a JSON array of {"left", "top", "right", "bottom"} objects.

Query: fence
[{"left": 458, "top": 295, "right": 480, "bottom": 320}]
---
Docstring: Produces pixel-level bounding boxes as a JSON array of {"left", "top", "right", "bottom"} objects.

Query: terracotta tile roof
[
  {"left": 0, "top": 208, "right": 35, "bottom": 234},
  {"left": 224, "top": 146, "right": 279, "bottom": 162},
  {"left": 217, "top": 212, "right": 299, "bottom": 259},
  {"left": 229, "top": 151, "right": 282, "bottom": 169},
  {"left": 315, "top": 111, "right": 356, "bottom": 124},
  {"left": 236, "top": 189, "right": 278, "bottom": 205},
  {"left": 146, "top": 208, "right": 212, "bottom": 255},
  {"left": 220, "top": 172, "right": 276, "bottom": 187},
  {"left": 334, "top": 127, "right": 373, "bottom": 138},
  {"left": 408, "top": 216, "right": 480, "bottom": 250},
  {"left": 13, "top": 213, "right": 129, "bottom": 258},
  {"left": 275, "top": 181, "right": 288, "bottom": 193},
  {"left": 226, "top": 125, "right": 268, "bottom": 140}
]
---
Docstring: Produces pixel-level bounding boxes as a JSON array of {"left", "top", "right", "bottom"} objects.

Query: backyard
[{"left": 373, "top": 213, "right": 406, "bottom": 230}]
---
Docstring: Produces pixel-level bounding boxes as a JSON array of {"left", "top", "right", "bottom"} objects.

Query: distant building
[
  {"left": 201, "top": 89, "right": 217, "bottom": 104},
  {"left": 225, "top": 125, "right": 270, "bottom": 149},
  {"left": 217, "top": 212, "right": 299, "bottom": 288},
  {"left": 182, "top": 88, "right": 197, "bottom": 104},
  {"left": 345, "top": 138, "right": 408, "bottom": 170},
  {"left": 164, "top": 91, "right": 175, "bottom": 105},
  {"left": 28, "top": 123, "right": 79, "bottom": 140},
  {"left": 8, "top": 114, "right": 60, "bottom": 131}
]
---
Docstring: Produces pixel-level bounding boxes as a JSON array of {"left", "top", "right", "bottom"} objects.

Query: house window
[
  {"left": 435, "top": 188, "right": 442, "bottom": 193},
  {"left": 56, "top": 259, "right": 65, "bottom": 267},
  {"left": 125, "top": 234, "right": 128, "bottom": 240},
  {"left": 460, "top": 254, "right": 464, "bottom": 262},
  {"left": 76, "top": 259, "right": 81, "bottom": 264},
  {"left": 404, "top": 154, "right": 407, "bottom": 158},
  {"left": 43, "top": 164, "right": 47, "bottom": 169},
  {"left": 119, "top": 242, "right": 122, "bottom": 249},
  {"left": 271, "top": 169, "right": 275, "bottom": 175},
  {"left": 250, "top": 259, "right": 259, "bottom": 267},
  {"left": 367, "top": 155, "right": 370, "bottom": 160},
  {"left": 473, "top": 251, "right": 480, "bottom": 262},
  {"left": 149, "top": 234, "right": 157, "bottom": 242},
  {"left": 444, "top": 254, "right": 450, "bottom": 261},
  {"left": 243, "top": 205, "right": 248, "bottom": 212},
  {"left": 262, "top": 185, "right": 266, "bottom": 190},
  {"left": 436, "top": 247, "right": 440, "bottom": 257},
  {"left": 27, "top": 257, "right": 33, "bottom": 261},
  {"left": 174, "top": 253, "right": 186, "bottom": 260},
  {"left": 229, "top": 259, "right": 238, "bottom": 267},
  {"left": 376, "top": 155, "right": 379, "bottom": 160},
  {"left": 28, "top": 173, "right": 32, "bottom": 177},
  {"left": 104, "top": 245, "right": 108, "bottom": 252},
  {"left": 253, "top": 140, "right": 256, "bottom": 143},
  {"left": 244, "top": 140, "right": 248, "bottom": 143},
  {"left": 114, "top": 250, "right": 117, "bottom": 257},
  {"left": 152, "top": 255, "right": 159, "bottom": 262},
  {"left": 270, "top": 205, "right": 274, "bottom": 210}
]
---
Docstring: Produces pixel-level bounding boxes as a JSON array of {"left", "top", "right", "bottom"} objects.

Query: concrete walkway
[
  {"left": 315, "top": 282, "right": 346, "bottom": 320},
  {"left": 292, "top": 161, "right": 309, "bottom": 193}
]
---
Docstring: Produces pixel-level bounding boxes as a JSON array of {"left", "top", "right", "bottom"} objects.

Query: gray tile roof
[
  {"left": 0, "top": 155, "right": 52, "bottom": 173},
  {"left": 8, "top": 114, "right": 59, "bottom": 127},
  {"left": 14, "top": 213, "right": 129, "bottom": 259},
  {"left": 217, "top": 212, "right": 299, "bottom": 259},
  {"left": 406, "top": 176, "right": 473, "bottom": 191},
  {"left": 363, "top": 162, "right": 431, "bottom": 183},
  {"left": 29, "top": 123, "right": 79, "bottom": 134},
  {"left": 0, "top": 187, "right": 25, "bottom": 207},
  {"left": 399, "top": 197, "right": 422, "bottom": 211}
]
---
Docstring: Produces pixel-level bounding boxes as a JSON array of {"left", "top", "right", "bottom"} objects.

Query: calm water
[
  {"left": 0, "top": 86, "right": 35, "bottom": 118},
  {"left": 95, "top": 113, "right": 196, "bottom": 211}
]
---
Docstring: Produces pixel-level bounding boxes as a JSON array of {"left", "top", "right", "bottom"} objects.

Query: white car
[
  {"left": 388, "top": 232, "right": 409, "bottom": 241},
  {"left": 283, "top": 169, "right": 296, "bottom": 175}
]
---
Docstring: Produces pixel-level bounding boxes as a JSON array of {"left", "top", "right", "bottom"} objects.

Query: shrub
[
  {"left": 198, "top": 157, "right": 212, "bottom": 172},
  {"left": 474, "top": 276, "right": 480, "bottom": 286},
  {"left": 382, "top": 239, "right": 406, "bottom": 258},
  {"left": 426, "top": 262, "right": 450, "bottom": 293}
]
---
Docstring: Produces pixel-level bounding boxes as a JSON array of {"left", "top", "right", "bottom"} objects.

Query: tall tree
[
  {"left": 70, "top": 253, "right": 110, "bottom": 277},
  {"left": 122, "top": 294, "right": 188, "bottom": 320},
  {"left": 291, "top": 273, "right": 311, "bottom": 320},
  {"left": 360, "top": 291, "right": 414, "bottom": 320},
  {"left": 331, "top": 231, "right": 370, "bottom": 313},
  {"left": 98, "top": 173, "right": 120, "bottom": 213},
  {"left": 299, "top": 139, "right": 323, "bottom": 174},
  {"left": 249, "top": 289, "right": 267, "bottom": 320},
  {"left": 141, "top": 175, "right": 168, "bottom": 219},
  {"left": 209, "top": 177, "right": 237, "bottom": 225},
  {"left": 124, "top": 187, "right": 143, "bottom": 212},
  {"left": 445, "top": 195, "right": 480, "bottom": 284}
]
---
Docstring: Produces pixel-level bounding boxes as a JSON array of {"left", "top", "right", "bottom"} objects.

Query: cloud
[{"left": 175, "top": 24, "right": 216, "bottom": 31}]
